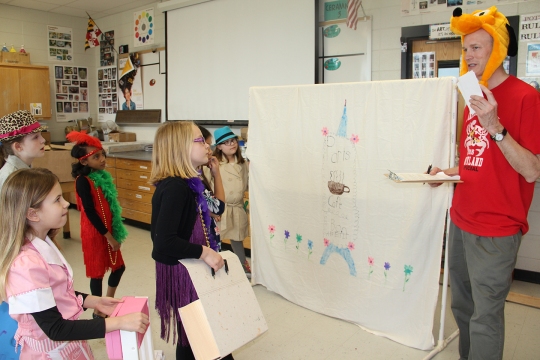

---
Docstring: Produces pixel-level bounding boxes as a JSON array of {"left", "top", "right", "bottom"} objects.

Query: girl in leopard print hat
[
  {"left": 0, "top": 109, "right": 47, "bottom": 359},
  {"left": 0, "top": 110, "right": 48, "bottom": 188}
]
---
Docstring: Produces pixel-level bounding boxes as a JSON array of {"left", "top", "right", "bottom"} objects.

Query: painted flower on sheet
[
  {"left": 324, "top": 238, "right": 330, "bottom": 247},
  {"left": 403, "top": 264, "right": 414, "bottom": 291},
  {"left": 368, "top": 256, "right": 374, "bottom": 279},
  {"left": 307, "top": 239, "right": 313, "bottom": 259},
  {"left": 350, "top": 134, "right": 359, "bottom": 144},
  {"left": 322, "top": 127, "right": 328, "bottom": 136},
  {"left": 296, "top": 234, "right": 303, "bottom": 251},
  {"left": 268, "top": 224, "right": 275, "bottom": 240},
  {"left": 384, "top": 261, "right": 391, "bottom": 284},
  {"left": 284, "top": 230, "right": 290, "bottom": 247},
  {"left": 347, "top": 242, "right": 355, "bottom": 251}
]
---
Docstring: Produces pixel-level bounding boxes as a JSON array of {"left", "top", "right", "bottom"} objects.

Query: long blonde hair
[
  {"left": 0, "top": 168, "right": 59, "bottom": 301},
  {"left": 149, "top": 121, "right": 199, "bottom": 184}
]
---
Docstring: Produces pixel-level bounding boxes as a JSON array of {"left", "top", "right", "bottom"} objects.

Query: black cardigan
[{"left": 151, "top": 177, "right": 203, "bottom": 265}]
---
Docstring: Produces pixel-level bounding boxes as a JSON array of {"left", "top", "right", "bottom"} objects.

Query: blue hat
[{"left": 213, "top": 126, "right": 237, "bottom": 145}]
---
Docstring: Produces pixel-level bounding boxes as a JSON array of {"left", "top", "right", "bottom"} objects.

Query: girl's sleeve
[
  {"left": 31, "top": 307, "right": 105, "bottom": 341},
  {"left": 75, "top": 176, "right": 108, "bottom": 235},
  {"left": 152, "top": 180, "right": 203, "bottom": 262},
  {"left": 7, "top": 253, "right": 56, "bottom": 314},
  {"left": 8, "top": 255, "right": 106, "bottom": 341}
]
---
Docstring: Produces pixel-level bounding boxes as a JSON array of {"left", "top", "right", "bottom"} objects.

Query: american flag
[
  {"left": 85, "top": 17, "right": 102, "bottom": 50},
  {"left": 346, "top": 0, "right": 362, "bottom": 30}
]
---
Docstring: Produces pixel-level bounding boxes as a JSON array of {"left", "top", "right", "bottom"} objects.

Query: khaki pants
[{"left": 449, "top": 221, "right": 521, "bottom": 360}]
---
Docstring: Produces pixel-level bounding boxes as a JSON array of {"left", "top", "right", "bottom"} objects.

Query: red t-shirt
[{"left": 451, "top": 76, "right": 540, "bottom": 236}]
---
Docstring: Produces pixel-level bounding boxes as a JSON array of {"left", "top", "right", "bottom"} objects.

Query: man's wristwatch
[{"left": 491, "top": 128, "right": 507, "bottom": 142}]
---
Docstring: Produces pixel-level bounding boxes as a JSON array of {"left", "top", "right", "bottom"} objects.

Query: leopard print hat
[{"left": 0, "top": 110, "right": 48, "bottom": 143}]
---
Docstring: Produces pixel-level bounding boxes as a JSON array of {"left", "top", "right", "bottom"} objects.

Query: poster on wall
[
  {"left": 526, "top": 43, "right": 540, "bottom": 76},
  {"left": 47, "top": 25, "right": 73, "bottom": 62},
  {"left": 400, "top": 0, "right": 532, "bottom": 17},
  {"left": 133, "top": 8, "right": 154, "bottom": 48},
  {"left": 117, "top": 54, "right": 144, "bottom": 112},
  {"left": 412, "top": 52, "right": 435, "bottom": 79},
  {"left": 100, "top": 30, "right": 115, "bottom": 67},
  {"left": 520, "top": 13, "right": 540, "bottom": 42},
  {"left": 54, "top": 66, "right": 89, "bottom": 122},
  {"left": 97, "top": 66, "right": 118, "bottom": 122}
]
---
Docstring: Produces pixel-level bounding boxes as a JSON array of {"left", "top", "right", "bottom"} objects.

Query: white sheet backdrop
[{"left": 248, "top": 78, "right": 456, "bottom": 350}]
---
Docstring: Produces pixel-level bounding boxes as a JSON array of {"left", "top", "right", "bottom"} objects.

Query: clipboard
[{"left": 385, "top": 170, "right": 462, "bottom": 183}]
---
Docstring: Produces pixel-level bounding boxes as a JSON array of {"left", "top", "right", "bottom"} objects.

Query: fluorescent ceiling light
[{"left": 157, "top": 0, "right": 214, "bottom": 12}]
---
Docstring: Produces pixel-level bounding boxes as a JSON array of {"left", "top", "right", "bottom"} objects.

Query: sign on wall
[
  {"left": 47, "top": 25, "right": 73, "bottom": 62},
  {"left": 520, "top": 13, "right": 540, "bottom": 42}
]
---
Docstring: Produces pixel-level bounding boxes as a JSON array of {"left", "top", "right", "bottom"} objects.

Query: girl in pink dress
[{"left": 0, "top": 168, "right": 149, "bottom": 360}]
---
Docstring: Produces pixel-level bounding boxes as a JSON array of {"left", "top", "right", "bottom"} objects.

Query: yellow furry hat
[{"left": 450, "top": 6, "right": 517, "bottom": 86}]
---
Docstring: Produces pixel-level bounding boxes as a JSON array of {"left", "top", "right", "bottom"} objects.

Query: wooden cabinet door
[
  {"left": 18, "top": 67, "right": 51, "bottom": 119},
  {"left": 0, "top": 67, "right": 21, "bottom": 115}
]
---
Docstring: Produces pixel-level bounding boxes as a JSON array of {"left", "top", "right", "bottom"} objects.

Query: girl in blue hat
[{"left": 213, "top": 126, "right": 251, "bottom": 277}]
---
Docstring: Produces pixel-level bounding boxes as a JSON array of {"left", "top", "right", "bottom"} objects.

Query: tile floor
[{"left": 61, "top": 209, "right": 540, "bottom": 359}]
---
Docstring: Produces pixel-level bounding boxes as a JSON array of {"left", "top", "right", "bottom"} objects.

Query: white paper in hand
[{"left": 457, "top": 71, "right": 483, "bottom": 115}]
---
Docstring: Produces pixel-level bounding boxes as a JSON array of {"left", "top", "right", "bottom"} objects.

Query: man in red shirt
[{"left": 431, "top": 7, "right": 540, "bottom": 359}]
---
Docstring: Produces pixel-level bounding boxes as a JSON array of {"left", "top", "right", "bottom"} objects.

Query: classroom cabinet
[
  {"left": 107, "top": 157, "right": 153, "bottom": 224},
  {"left": 0, "top": 63, "right": 51, "bottom": 119}
]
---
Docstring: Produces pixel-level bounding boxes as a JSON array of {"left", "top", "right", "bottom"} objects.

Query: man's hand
[
  {"left": 429, "top": 166, "right": 459, "bottom": 187},
  {"left": 469, "top": 85, "right": 504, "bottom": 136}
]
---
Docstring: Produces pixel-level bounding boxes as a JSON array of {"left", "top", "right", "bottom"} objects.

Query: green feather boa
[{"left": 88, "top": 170, "right": 128, "bottom": 243}]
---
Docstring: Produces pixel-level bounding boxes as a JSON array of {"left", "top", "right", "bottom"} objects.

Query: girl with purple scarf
[{"left": 149, "top": 121, "right": 227, "bottom": 360}]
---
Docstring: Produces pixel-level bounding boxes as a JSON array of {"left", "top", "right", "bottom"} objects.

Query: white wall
[
  {"left": 3, "top": 0, "right": 538, "bottom": 141},
  {"left": 517, "top": 182, "right": 540, "bottom": 272},
  {"left": 0, "top": 4, "right": 95, "bottom": 142}
]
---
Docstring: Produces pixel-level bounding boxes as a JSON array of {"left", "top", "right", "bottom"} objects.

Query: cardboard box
[
  {"left": 0, "top": 52, "right": 30, "bottom": 64},
  {"left": 1, "top": 52, "right": 19, "bottom": 63},
  {"left": 179, "top": 251, "right": 267, "bottom": 360},
  {"left": 105, "top": 297, "right": 150, "bottom": 360},
  {"left": 18, "top": 52, "right": 30, "bottom": 64},
  {"left": 109, "top": 132, "right": 136, "bottom": 142},
  {"left": 33, "top": 149, "right": 74, "bottom": 183}
]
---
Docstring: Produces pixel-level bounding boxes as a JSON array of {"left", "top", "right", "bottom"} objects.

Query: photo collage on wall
[
  {"left": 101, "top": 30, "right": 115, "bottom": 67},
  {"left": 412, "top": 52, "right": 435, "bottom": 79},
  {"left": 47, "top": 25, "right": 73, "bottom": 62},
  {"left": 54, "top": 66, "right": 89, "bottom": 119},
  {"left": 98, "top": 66, "right": 118, "bottom": 120}
]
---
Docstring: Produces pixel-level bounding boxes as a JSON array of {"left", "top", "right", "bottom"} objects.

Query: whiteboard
[
  {"left": 141, "top": 51, "right": 166, "bottom": 122},
  {"left": 165, "top": 0, "right": 315, "bottom": 121}
]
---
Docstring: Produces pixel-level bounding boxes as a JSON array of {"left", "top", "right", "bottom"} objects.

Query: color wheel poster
[{"left": 134, "top": 8, "right": 154, "bottom": 48}]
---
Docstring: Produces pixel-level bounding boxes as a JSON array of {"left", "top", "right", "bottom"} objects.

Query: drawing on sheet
[
  {"left": 403, "top": 264, "right": 414, "bottom": 291},
  {"left": 319, "top": 100, "right": 359, "bottom": 276},
  {"left": 384, "top": 262, "right": 391, "bottom": 284}
]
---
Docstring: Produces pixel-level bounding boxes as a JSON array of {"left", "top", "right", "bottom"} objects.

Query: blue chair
[{"left": 0, "top": 302, "right": 20, "bottom": 359}]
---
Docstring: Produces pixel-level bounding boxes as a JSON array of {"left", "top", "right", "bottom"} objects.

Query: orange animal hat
[{"left": 450, "top": 6, "right": 517, "bottom": 86}]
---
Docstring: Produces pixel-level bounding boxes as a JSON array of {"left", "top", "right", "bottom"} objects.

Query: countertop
[{"left": 108, "top": 150, "right": 152, "bottom": 161}]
